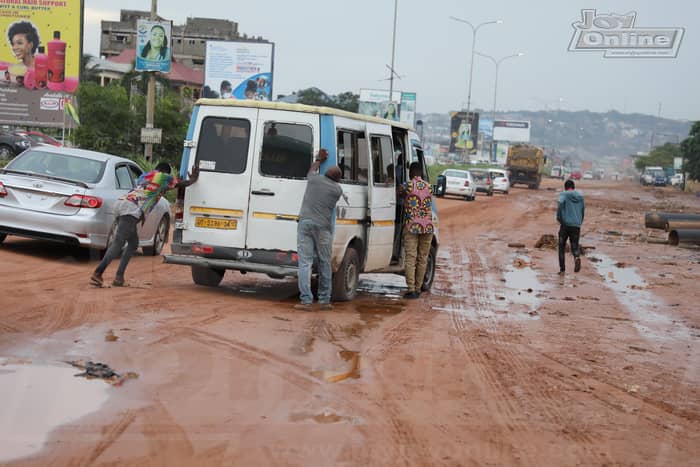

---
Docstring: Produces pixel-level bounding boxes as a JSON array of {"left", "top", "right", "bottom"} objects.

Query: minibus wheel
[
  {"left": 191, "top": 265, "right": 224, "bottom": 287},
  {"left": 421, "top": 246, "right": 437, "bottom": 291},
  {"left": 332, "top": 247, "right": 360, "bottom": 301}
]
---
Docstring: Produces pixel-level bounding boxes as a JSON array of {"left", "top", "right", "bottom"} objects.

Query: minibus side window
[
  {"left": 357, "top": 135, "right": 369, "bottom": 184},
  {"left": 196, "top": 117, "right": 250, "bottom": 174},
  {"left": 370, "top": 135, "right": 394, "bottom": 185},
  {"left": 338, "top": 131, "right": 354, "bottom": 182},
  {"left": 260, "top": 122, "right": 313, "bottom": 179}
]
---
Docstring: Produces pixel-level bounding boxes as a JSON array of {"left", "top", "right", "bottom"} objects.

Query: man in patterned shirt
[
  {"left": 400, "top": 162, "right": 434, "bottom": 299},
  {"left": 90, "top": 162, "right": 198, "bottom": 287}
]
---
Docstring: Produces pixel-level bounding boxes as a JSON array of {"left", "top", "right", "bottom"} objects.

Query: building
[{"left": 100, "top": 10, "right": 269, "bottom": 70}]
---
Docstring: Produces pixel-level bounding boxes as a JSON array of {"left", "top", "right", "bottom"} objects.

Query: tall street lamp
[
  {"left": 449, "top": 16, "right": 502, "bottom": 120},
  {"left": 474, "top": 51, "right": 524, "bottom": 161}
]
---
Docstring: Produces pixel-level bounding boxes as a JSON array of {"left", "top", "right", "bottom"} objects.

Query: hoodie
[{"left": 557, "top": 190, "right": 585, "bottom": 227}]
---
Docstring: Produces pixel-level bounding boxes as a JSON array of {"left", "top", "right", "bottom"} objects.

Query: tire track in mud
[
  {"left": 75, "top": 410, "right": 137, "bottom": 467},
  {"left": 439, "top": 243, "right": 610, "bottom": 464}
]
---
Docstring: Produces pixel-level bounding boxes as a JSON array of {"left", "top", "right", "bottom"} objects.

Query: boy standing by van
[
  {"left": 295, "top": 149, "right": 344, "bottom": 311},
  {"left": 90, "top": 162, "right": 198, "bottom": 287},
  {"left": 401, "top": 162, "right": 434, "bottom": 299},
  {"left": 557, "top": 179, "right": 585, "bottom": 274}
]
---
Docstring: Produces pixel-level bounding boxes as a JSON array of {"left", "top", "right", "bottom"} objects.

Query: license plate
[{"left": 195, "top": 217, "right": 237, "bottom": 230}]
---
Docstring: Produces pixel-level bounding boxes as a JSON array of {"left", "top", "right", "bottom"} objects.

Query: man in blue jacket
[{"left": 557, "top": 180, "right": 585, "bottom": 274}]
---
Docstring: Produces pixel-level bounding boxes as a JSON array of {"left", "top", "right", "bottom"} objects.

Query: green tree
[
  {"left": 72, "top": 82, "right": 136, "bottom": 155},
  {"left": 680, "top": 121, "right": 700, "bottom": 181},
  {"left": 334, "top": 92, "right": 360, "bottom": 113},
  {"left": 295, "top": 88, "right": 331, "bottom": 107},
  {"left": 294, "top": 88, "right": 360, "bottom": 112},
  {"left": 634, "top": 142, "right": 681, "bottom": 171}
]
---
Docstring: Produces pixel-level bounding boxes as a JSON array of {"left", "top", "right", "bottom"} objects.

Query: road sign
[{"left": 141, "top": 128, "right": 162, "bottom": 144}]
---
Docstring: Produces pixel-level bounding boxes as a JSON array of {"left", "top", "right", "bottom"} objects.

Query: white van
[{"left": 164, "top": 99, "right": 439, "bottom": 301}]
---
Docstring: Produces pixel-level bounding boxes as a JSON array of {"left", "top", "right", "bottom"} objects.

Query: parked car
[
  {"left": 14, "top": 130, "right": 62, "bottom": 147},
  {"left": 488, "top": 168, "right": 510, "bottom": 194},
  {"left": 569, "top": 170, "right": 582, "bottom": 181},
  {"left": 670, "top": 173, "right": 684, "bottom": 186},
  {"left": 0, "top": 146, "right": 171, "bottom": 255},
  {"left": 583, "top": 171, "right": 594, "bottom": 180},
  {"left": 0, "top": 131, "right": 33, "bottom": 162},
  {"left": 441, "top": 169, "right": 476, "bottom": 201},
  {"left": 469, "top": 169, "right": 494, "bottom": 196}
]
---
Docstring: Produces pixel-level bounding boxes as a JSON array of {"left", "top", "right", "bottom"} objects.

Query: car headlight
[{"left": 19, "top": 140, "right": 31, "bottom": 147}]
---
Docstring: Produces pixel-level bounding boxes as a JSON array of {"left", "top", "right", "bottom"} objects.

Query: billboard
[
  {"left": 203, "top": 41, "right": 274, "bottom": 100},
  {"left": 358, "top": 89, "right": 402, "bottom": 121},
  {"left": 448, "top": 111, "right": 479, "bottom": 154},
  {"left": 135, "top": 20, "right": 171, "bottom": 73},
  {"left": 399, "top": 92, "right": 416, "bottom": 127},
  {"left": 493, "top": 120, "right": 531, "bottom": 143},
  {"left": 0, "top": 0, "right": 82, "bottom": 127}
]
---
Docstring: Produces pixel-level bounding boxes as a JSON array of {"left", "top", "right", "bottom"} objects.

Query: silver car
[{"left": 0, "top": 146, "right": 170, "bottom": 255}]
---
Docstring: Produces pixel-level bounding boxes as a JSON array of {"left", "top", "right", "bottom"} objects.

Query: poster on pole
[
  {"left": 358, "top": 88, "right": 402, "bottom": 121},
  {"left": 0, "top": 0, "right": 83, "bottom": 127},
  {"left": 493, "top": 120, "right": 531, "bottom": 142},
  {"left": 399, "top": 92, "right": 416, "bottom": 127},
  {"left": 135, "top": 19, "right": 172, "bottom": 73},
  {"left": 203, "top": 41, "right": 274, "bottom": 100},
  {"left": 448, "top": 111, "right": 479, "bottom": 154}
]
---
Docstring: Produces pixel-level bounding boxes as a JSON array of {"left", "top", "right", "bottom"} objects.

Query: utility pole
[
  {"left": 388, "top": 0, "right": 398, "bottom": 102},
  {"left": 144, "top": 0, "right": 158, "bottom": 162}
]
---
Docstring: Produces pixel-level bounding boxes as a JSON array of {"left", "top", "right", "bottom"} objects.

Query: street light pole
[
  {"left": 388, "top": 0, "right": 399, "bottom": 102},
  {"left": 144, "top": 0, "right": 158, "bottom": 162},
  {"left": 449, "top": 17, "right": 502, "bottom": 118},
  {"left": 474, "top": 51, "right": 524, "bottom": 162}
]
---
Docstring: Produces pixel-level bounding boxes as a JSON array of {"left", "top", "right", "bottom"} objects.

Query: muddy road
[{"left": 1, "top": 178, "right": 699, "bottom": 466}]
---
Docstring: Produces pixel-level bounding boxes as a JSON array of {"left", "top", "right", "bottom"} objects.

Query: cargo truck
[{"left": 506, "top": 144, "right": 546, "bottom": 189}]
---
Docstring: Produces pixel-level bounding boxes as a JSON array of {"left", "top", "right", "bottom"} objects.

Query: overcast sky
[{"left": 84, "top": 0, "right": 699, "bottom": 121}]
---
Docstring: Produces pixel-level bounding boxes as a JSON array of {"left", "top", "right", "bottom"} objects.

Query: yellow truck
[{"left": 506, "top": 144, "right": 546, "bottom": 189}]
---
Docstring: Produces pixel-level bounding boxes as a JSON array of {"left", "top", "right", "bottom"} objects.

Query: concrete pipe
[
  {"left": 665, "top": 220, "right": 700, "bottom": 232},
  {"left": 645, "top": 212, "right": 700, "bottom": 230},
  {"left": 668, "top": 229, "right": 700, "bottom": 246}
]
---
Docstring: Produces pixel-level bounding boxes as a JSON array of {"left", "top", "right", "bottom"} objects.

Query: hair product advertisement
[
  {"left": 135, "top": 19, "right": 172, "bottom": 73},
  {"left": 0, "top": 0, "right": 82, "bottom": 127},
  {"left": 203, "top": 40, "right": 274, "bottom": 101}
]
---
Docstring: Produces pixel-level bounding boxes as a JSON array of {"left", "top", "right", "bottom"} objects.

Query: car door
[
  {"left": 246, "top": 109, "right": 319, "bottom": 251},
  {"left": 182, "top": 107, "right": 258, "bottom": 249},
  {"left": 364, "top": 123, "right": 395, "bottom": 271}
]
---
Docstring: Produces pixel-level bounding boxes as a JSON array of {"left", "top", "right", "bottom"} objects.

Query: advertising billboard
[
  {"left": 203, "top": 41, "right": 274, "bottom": 100},
  {"left": 493, "top": 120, "right": 531, "bottom": 143},
  {"left": 0, "top": 0, "right": 82, "bottom": 127},
  {"left": 399, "top": 92, "right": 416, "bottom": 127},
  {"left": 448, "top": 111, "right": 479, "bottom": 154},
  {"left": 358, "top": 88, "right": 402, "bottom": 121},
  {"left": 135, "top": 19, "right": 171, "bottom": 73}
]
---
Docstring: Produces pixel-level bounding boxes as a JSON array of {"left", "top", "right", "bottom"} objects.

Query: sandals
[{"left": 90, "top": 272, "right": 103, "bottom": 287}]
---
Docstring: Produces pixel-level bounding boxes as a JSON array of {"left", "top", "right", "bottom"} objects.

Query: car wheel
[
  {"left": 191, "top": 265, "right": 225, "bottom": 287},
  {"left": 0, "top": 233, "right": 6, "bottom": 244},
  {"left": 463, "top": 195, "right": 470, "bottom": 201},
  {"left": 143, "top": 216, "right": 169, "bottom": 256},
  {"left": 332, "top": 247, "right": 360, "bottom": 302},
  {"left": 504, "top": 190, "right": 509, "bottom": 195},
  {"left": 0, "top": 144, "right": 14, "bottom": 163},
  {"left": 421, "top": 246, "right": 437, "bottom": 291}
]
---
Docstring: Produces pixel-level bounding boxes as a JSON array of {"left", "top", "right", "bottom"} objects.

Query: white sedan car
[
  {"left": 441, "top": 169, "right": 476, "bottom": 201},
  {"left": 488, "top": 169, "right": 510, "bottom": 194},
  {"left": 583, "top": 171, "right": 594, "bottom": 180}
]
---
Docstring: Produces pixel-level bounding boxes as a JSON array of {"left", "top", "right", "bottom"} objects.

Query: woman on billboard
[
  {"left": 7, "top": 21, "right": 40, "bottom": 68},
  {"left": 140, "top": 24, "right": 168, "bottom": 61}
]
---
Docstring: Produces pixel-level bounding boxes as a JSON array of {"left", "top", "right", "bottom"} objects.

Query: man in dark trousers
[
  {"left": 295, "top": 149, "right": 345, "bottom": 311},
  {"left": 557, "top": 179, "right": 585, "bottom": 274}
]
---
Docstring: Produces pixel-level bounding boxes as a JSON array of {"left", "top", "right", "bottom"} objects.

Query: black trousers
[
  {"left": 558, "top": 224, "right": 581, "bottom": 271},
  {"left": 95, "top": 215, "right": 139, "bottom": 278}
]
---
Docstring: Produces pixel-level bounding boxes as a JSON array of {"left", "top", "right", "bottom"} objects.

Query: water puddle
[
  {"left": 500, "top": 255, "right": 547, "bottom": 317},
  {"left": 0, "top": 359, "right": 110, "bottom": 463},
  {"left": 590, "top": 253, "right": 690, "bottom": 340},
  {"left": 311, "top": 350, "right": 361, "bottom": 383},
  {"left": 357, "top": 273, "right": 406, "bottom": 298},
  {"left": 289, "top": 409, "right": 357, "bottom": 424}
]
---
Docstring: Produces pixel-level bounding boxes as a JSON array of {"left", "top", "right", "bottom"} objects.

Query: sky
[{"left": 84, "top": 0, "right": 700, "bottom": 121}]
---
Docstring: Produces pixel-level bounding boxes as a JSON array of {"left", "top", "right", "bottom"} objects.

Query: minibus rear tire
[
  {"left": 421, "top": 246, "right": 437, "bottom": 291},
  {"left": 192, "top": 265, "right": 225, "bottom": 287},
  {"left": 332, "top": 247, "right": 360, "bottom": 302}
]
